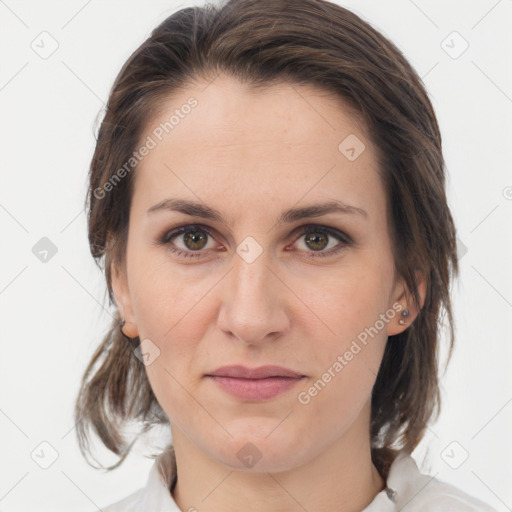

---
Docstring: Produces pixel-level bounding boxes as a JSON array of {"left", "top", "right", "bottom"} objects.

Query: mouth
[{"left": 205, "top": 365, "right": 306, "bottom": 401}]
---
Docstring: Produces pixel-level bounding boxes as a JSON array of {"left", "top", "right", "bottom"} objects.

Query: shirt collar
[{"left": 132, "top": 444, "right": 179, "bottom": 511}]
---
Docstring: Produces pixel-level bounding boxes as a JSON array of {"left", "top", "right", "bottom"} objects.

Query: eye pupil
[
  {"left": 305, "top": 232, "right": 328, "bottom": 251},
  {"left": 184, "top": 230, "right": 208, "bottom": 250}
]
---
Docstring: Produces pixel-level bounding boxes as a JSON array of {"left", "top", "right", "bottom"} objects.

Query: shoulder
[
  {"left": 93, "top": 445, "right": 179, "bottom": 512},
  {"left": 387, "top": 453, "right": 498, "bottom": 512},
  {"left": 98, "top": 488, "right": 145, "bottom": 512},
  {"left": 401, "top": 477, "right": 498, "bottom": 511}
]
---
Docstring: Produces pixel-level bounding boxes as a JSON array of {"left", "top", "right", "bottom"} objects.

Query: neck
[{"left": 171, "top": 410, "right": 385, "bottom": 512}]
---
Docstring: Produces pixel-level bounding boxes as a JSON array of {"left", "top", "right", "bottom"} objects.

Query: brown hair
[{"left": 75, "top": 0, "right": 459, "bottom": 479}]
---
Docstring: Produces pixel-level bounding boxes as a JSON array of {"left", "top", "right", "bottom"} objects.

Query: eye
[
  {"left": 290, "top": 225, "right": 352, "bottom": 259},
  {"left": 156, "top": 224, "right": 352, "bottom": 260},
  {"left": 158, "top": 224, "right": 218, "bottom": 259}
]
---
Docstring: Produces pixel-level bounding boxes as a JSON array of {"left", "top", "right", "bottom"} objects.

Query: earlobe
[
  {"left": 111, "top": 261, "right": 139, "bottom": 338},
  {"left": 398, "top": 309, "right": 410, "bottom": 326},
  {"left": 387, "top": 270, "right": 427, "bottom": 336}
]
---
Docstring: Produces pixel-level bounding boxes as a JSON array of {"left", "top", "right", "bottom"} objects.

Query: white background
[{"left": 0, "top": 0, "right": 511, "bottom": 510}]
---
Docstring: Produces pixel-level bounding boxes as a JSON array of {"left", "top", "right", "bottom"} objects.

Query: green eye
[{"left": 158, "top": 223, "right": 352, "bottom": 260}]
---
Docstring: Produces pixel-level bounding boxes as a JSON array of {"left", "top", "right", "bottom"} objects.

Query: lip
[
  {"left": 207, "top": 365, "right": 305, "bottom": 379},
  {"left": 205, "top": 365, "right": 306, "bottom": 401}
]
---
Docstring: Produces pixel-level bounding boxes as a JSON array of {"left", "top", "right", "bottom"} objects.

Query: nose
[{"left": 216, "top": 252, "right": 291, "bottom": 346}]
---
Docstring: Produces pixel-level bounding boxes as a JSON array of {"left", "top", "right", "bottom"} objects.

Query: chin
[{"left": 208, "top": 428, "right": 309, "bottom": 473}]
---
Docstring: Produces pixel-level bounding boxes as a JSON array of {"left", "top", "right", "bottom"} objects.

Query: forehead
[
  {"left": 144, "top": 75, "right": 367, "bottom": 149},
  {"left": 132, "top": 75, "right": 384, "bottom": 221}
]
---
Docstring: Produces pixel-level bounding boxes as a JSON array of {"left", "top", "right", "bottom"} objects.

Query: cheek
[
  {"left": 296, "top": 312, "right": 388, "bottom": 432},
  {"left": 294, "top": 263, "right": 392, "bottom": 401},
  {"left": 138, "top": 285, "right": 209, "bottom": 429},
  {"left": 129, "top": 251, "right": 208, "bottom": 339},
  {"left": 297, "top": 262, "right": 392, "bottom": 341},
  {"left": 127, "top": 263, "right": 207, "bottom": 418}
]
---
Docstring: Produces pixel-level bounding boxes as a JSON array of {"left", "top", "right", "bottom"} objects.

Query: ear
[
  {"left": 111, "top": 260, "right": 139, "bottom": 338},
  {"left": 387, "top": 269, "right": 427, "bottom": 336}
]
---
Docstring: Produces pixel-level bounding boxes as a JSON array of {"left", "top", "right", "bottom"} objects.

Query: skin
[{"left": 112, "top": 74, "right": 426, "bottom": 512}]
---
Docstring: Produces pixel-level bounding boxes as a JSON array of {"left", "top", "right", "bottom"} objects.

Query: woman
[{"left": 75, "top": 0, "right": 497, "bottom": 510}]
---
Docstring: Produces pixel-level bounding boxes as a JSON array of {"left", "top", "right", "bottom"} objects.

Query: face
[{"left": 112, "top": 75, "right": 414, "bottom": 472}]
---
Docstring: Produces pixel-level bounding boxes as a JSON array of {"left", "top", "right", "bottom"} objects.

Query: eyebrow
[{"left": 146, "top": 198, "right": 368, "bottom": 224}]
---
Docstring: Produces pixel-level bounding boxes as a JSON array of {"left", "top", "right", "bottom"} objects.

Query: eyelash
[{"left": 156, "top": 223, "right": 353, "bottom": 260}]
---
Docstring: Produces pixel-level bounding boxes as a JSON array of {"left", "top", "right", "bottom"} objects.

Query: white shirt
[{"left": 101, "top": 445, "right": 497, "bottom": 511}]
